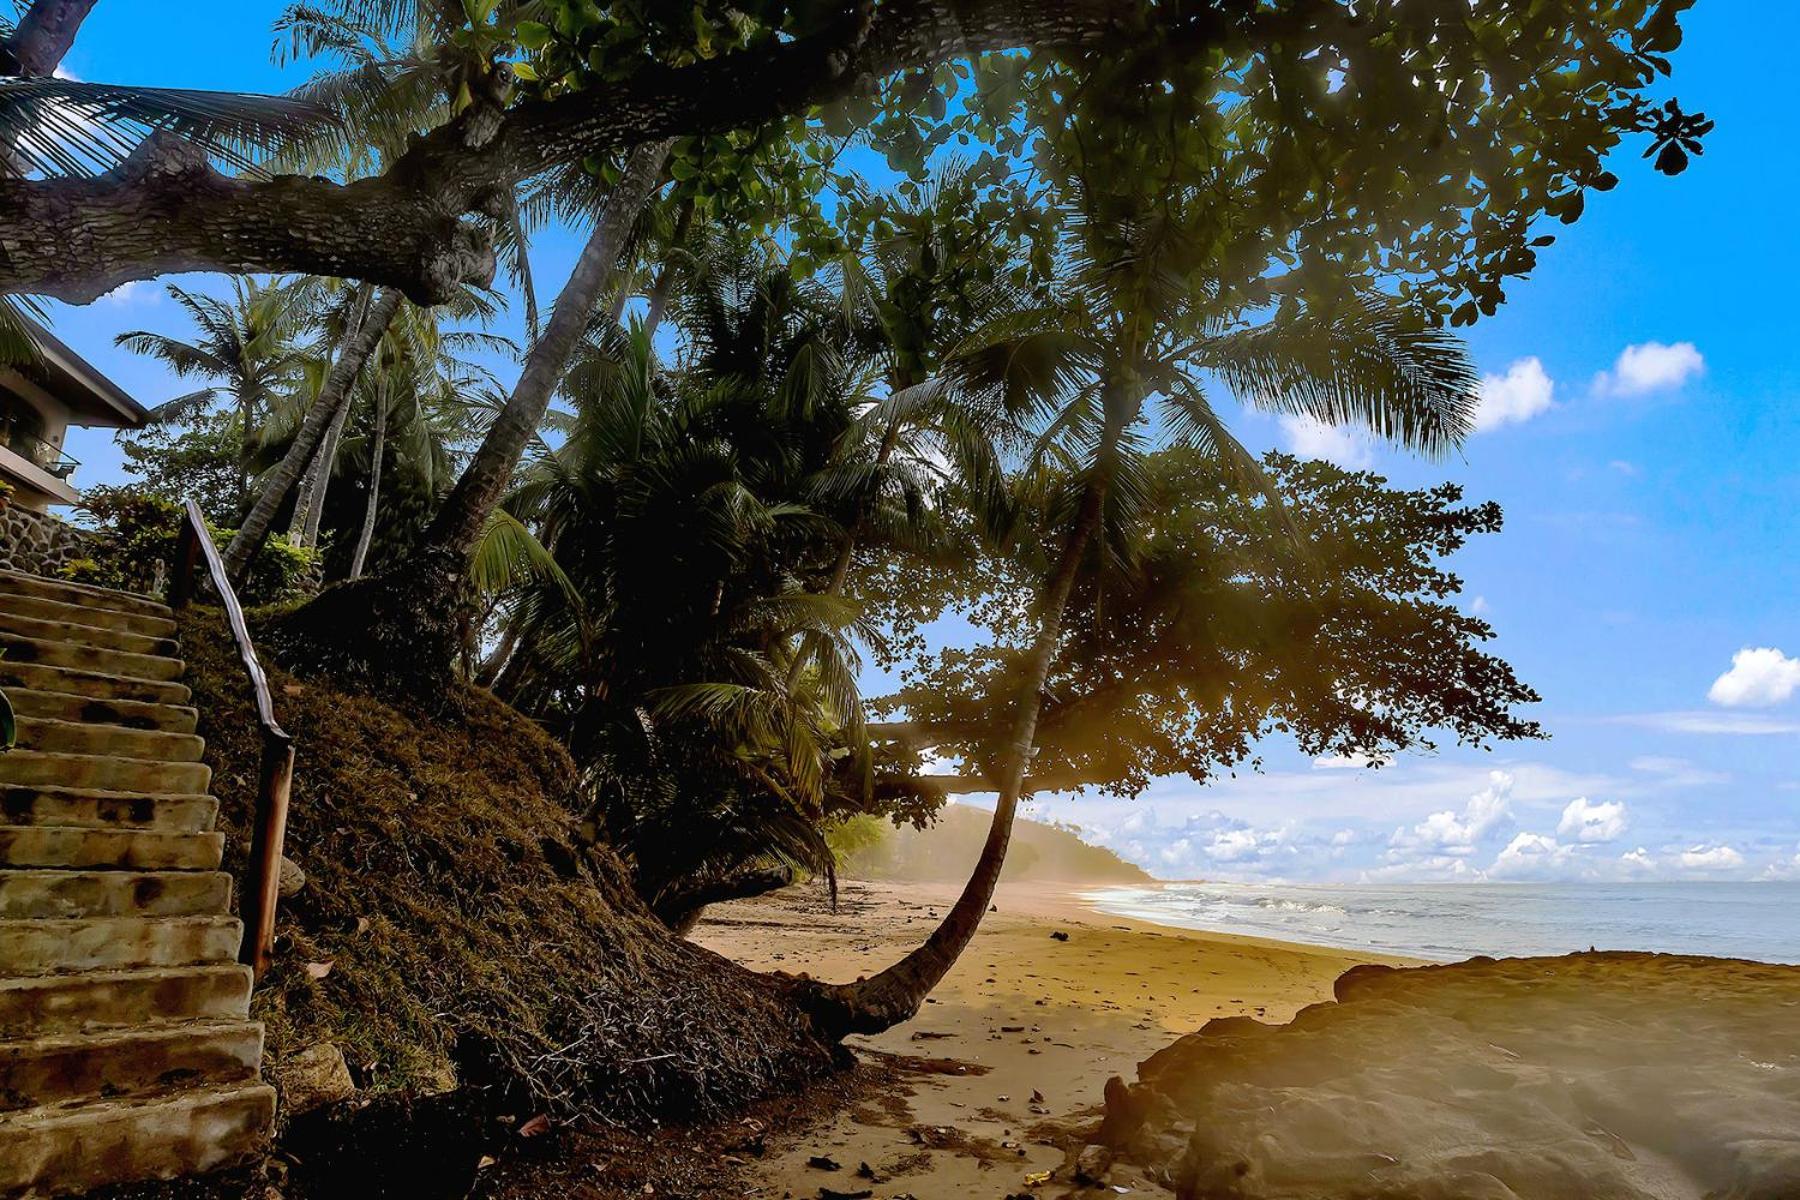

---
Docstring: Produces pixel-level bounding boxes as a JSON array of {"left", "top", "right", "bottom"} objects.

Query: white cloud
[
  {"left": 1473, "top": 358, "right": 1554, "bottom": 432},
  {"left": 1707, "top": 647, "right": 1800, "bottom": 709},
  {"left": 1390, "top": 771, "right": 1513, "bottom": 856},
  {"left": 1593, "top": 341, "right": 1704, "bottom": 397},
  {"left": 1490, "top": 831, "right": 1578, "bottom": 878},
  {"left": 1205, "top": 828, "right": 1267, "bottom": 862},
  {"left": 95, "top": 280, "right": 154, "bottom": 306},
  {"left": 1628, "top": 756, "right": 1730, "bottom": 788},
  {"left": 1278, "top": 415, "right": 1373, "bottom": 469},
  {"left": 1557, "top": 797, "right": 1627, "bottom": 843},
  {"left": 1678, "top": 843, "right": 1744, "bottom": 871},
  {"left": 1610, "top": 711, "right": 1800, "bottom": 736},
  {"left": 1620, "top": 846, "right": 1657, "bottom": 871},
  {"left": 1608, "top": 459, "right": 1641, "bottom": 477},
  {"left": 1470, "top": 595, "right": 1491, "bottom": 616},
  {"left": 1312, "top": 752, "right": 1381, "bottom": 771}
]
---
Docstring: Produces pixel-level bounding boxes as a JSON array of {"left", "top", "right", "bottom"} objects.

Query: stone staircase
[{"left": 0, "top": 568, "right": 273, "bottom": 1197}]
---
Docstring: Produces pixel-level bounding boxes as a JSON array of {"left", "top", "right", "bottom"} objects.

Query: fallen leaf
[
  {"left": 302, "top": 960, "right": 333, "bottom": 980},
  {"left": 517, "top": 1113, "right": 551, "bottom": 1138}
]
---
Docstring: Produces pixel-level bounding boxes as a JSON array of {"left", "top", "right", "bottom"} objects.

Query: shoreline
[{"left": 693, "top": 877, "right": 1411, "bottom": 1198}]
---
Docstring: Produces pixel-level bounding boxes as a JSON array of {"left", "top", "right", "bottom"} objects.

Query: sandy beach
[{"left": 693, "top": 878, "right": 1410, "bottom": 1198}]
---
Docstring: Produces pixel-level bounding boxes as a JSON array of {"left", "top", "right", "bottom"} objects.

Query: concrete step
[
  {"left": 0, "top": 609, "right": 178, "bottom": 659},
  {"left": 0, "top": 785, "right": 217, "bottom": 834},
  {"left": 9, "top": 716, "right": 203, "bottom": 764},
  {"left": 1, "top": 687, "right": 198, "bottom": 735},
  {"left": 0, "top": 963, "right": 252, "bottom": 1038},
  {"left": 0, "top": 658, "right": 191, "bottom": 708},
  {"left": 0, "top": 1081, "right": 274, "bottom": 1195},
  {"left": 0, "top": 589, "right": 177, "bottom": 641},
  {"left": 0, "top": 1019, "right": 261, "bottom": 1113},
  {"left": 0, "top": 916, "right": 243, "bottom": 977},
  {"left": 0, "top": 871, "right": 230, "bottom": 920},
  {"left": 0, "top": 630, "right": 183, "bottom": 684},
  {"left": 0, "top": 567, "right": 171, "bottom": 621},
  {"left": 0, "top": 750, "right": 210, "bottom": 795},
  {"left": 0, "top": 827, "right": 223, "bottom": 871}
]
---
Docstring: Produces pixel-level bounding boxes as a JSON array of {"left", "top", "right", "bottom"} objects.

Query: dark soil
[{"left": 173, "top": 606, "right": 844, "bottom": 1182}]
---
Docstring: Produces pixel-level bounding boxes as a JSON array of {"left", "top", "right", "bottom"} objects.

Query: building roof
[{"left": 20, "top": 321, "right": 147, "bottom": 429}]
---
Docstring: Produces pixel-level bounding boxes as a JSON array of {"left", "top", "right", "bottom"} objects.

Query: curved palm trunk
[
  {"left": 300, "top": 390, "right": 352, "bottom": 550},
  {"left": 5, "top": 1, "right": 99, "bottom": 78},
  {"left": 422, "top": 140, "right": 671, "bottom": 566},
  {"left": 257, "top": 144, "right": 673, "bottom": 692},
  {"left": 347, "top": 378, "right": 388, "bottom": 579},
  {"left": 801, "top": 386, "right": 1135, "bottom": 1038},
  {"left": 225, "top": 286, "right": 401, "bottom": 582}
]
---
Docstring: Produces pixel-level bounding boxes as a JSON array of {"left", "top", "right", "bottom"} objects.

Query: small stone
[
  {"left": 1075, "top": 1144, "right": 1113, "bottom": 1185},
  {"left": 278, "top": 856, "right": 307, "bottom": 898},
  {"left": 273, "top": 1043, "right": 354, "bottom": 1116}
]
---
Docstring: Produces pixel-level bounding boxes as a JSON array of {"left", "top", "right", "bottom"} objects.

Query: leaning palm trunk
[
  {"left": 259, "top": 142, "right": 672, "bottom": 690},
  {"left": 225, "top": 286, "right": 401, "bottom": 582},
  {"left": 347, "top": 379, "right": 387, "bottom": 579},
  {"left": 299, "top": 388, "right": 352, "bottom": 550},
  {"left": 801, "top": 394, "right": 1127, "bottom": 1037},
  {"left": 423, "top": 140, "right": 671, "bottom": 565}
]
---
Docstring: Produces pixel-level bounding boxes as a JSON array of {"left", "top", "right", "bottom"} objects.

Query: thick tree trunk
[
  {"left": 348, "top": 380, "right": 388, "bottom": 579},
  {"left": 0, "top": 2, "right": 1118, "bottom": 302},
  {"left": 424, "top": 140, "right": 671, "bottom": 565},
  {"left": 223, "top": 287, "right": 402, "bottom": 582},
  {"left": 654, "top": 862, "right": 799, "bottom": 936}
]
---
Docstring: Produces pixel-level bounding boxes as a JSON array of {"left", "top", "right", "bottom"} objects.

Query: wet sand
[{"left": 694, "top": 878, "right": 1409, "bottom": 1198}]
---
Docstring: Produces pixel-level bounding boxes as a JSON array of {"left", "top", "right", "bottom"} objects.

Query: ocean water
[{"left": 1083, "top": 881, "right": 1800, "bottom": 964}]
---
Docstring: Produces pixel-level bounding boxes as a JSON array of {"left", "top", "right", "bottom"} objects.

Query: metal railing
[
  {"left": 168, "top": 499, "right": 293, "bottom": 981},
  {"left": 0, "top": 424, "right": 80, "bottom": 480}
]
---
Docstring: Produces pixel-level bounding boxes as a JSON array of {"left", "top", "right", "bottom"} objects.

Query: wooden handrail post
[
  {"left": 169, "top": 516, "right": 200, "bottom": 609},
  {"left": 171, "top": 498, "right": 297, "bottom": 985},
  {"left": 241, "top": 733, "right": 295, "bottom": 980}
]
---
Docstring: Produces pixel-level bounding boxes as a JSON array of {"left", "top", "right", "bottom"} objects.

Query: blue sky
[{"left": 40, "top": 4, "right": 1800, "bottom": 883}]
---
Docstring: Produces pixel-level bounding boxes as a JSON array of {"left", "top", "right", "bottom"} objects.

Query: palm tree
[
  {"left": 114, "top": 278, "right": 312, "bottom": 511},
  {"left": 488, "top": 262, "right": 881, "bottom": 927},
  {"left": 222, "top": 0, "right": 490, "bottom": 580},
  {"left": 803, "top": 182, "right": 1481, "bottom": 1036}
]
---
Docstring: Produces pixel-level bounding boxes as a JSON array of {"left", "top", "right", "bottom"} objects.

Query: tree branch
[
  {"left": 0, "top": 0, "right": 1122, "bottom": 303},
  {"left": 4, "top": 0, "right": 100, "bottom": 78}
]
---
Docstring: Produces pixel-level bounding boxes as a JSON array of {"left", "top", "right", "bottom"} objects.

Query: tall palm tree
[
  {"left": 490, "top": 273, "right": 879, "bottom": 928},
  {"left": 805, "top": 183, "right": 1481, "bottom": 1036},
  {"left": 114, "top": 278, "right": 313, "bottom": 511},
  {"left": 223, "top": 0, "right": 501, "bottom": 579}
]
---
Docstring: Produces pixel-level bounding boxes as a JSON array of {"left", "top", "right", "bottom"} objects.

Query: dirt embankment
[{"left": 176, "top": 607, "right": 841, "bottom": 1197}]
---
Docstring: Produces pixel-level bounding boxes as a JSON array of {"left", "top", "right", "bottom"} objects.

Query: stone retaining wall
[{"left": 0, "top": 503, "right": 94, "bottom": 579}]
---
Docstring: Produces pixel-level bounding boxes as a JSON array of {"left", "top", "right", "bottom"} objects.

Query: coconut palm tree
[
  {"left": 803, "top": 180, "right": 1482, "bottom": 1036},
  {"left": 114, "top": 278, "right": 313, "bottom": 510},
  {"left": 489, "top": 267, "right": 882, "bottom": 927}
]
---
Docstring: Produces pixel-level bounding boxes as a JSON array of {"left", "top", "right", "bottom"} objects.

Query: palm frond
[{"left": 0, "top": 78, "right": 328, "bottom": 176}]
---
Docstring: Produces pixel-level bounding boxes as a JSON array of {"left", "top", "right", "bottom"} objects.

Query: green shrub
[{"left": 61, "top": 484, "right": 318, "bottom": 606}]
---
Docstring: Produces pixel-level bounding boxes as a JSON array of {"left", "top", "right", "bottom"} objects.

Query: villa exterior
[{"left": 0, "top": 323, "right": 146, "bottom": 511}]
